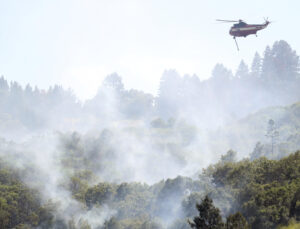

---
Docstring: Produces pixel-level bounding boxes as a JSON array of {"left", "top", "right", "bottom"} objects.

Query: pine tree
[
  {"left": 261, "top": 45, "right": 274, "bottom": 84},
  {"left": 266, "top": 119, "right": 279, "bottom": 156},
  {"left": 156, "top": 70, "right": 182, "bottom": 118},
  {"left": 211, "top": 64, "right": 233, "bottom": 81},
  {"left": 251, "top": 52, "right": 261, "bottom": 78},
  {"left": 235, "top": 60, "right": 249, "bottom": 79},
  {"left": 271, "top": 40, "right": 299, "bottom": 82},
  {"left": 188, "top": 195, "right": 224, "bottom": 229},
  {"left": 261, "top": 41, "right": 300, "bottom": 93}
]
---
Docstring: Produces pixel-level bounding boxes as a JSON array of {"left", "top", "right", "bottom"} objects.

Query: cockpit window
[{"left": 233, "top": 21, "right": 247, "bottom": 28}]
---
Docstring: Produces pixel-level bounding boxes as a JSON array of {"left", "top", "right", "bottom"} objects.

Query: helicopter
[{"left": 216, "top": 18, "right": 271, "bottom": 50}]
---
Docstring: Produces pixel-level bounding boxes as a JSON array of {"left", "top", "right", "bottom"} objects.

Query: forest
[{"left": 0, "top": 40, "right": 299, "bottom": 228}]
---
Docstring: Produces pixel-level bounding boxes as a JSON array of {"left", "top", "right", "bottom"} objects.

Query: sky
[{"left": 0, "top": 0, "right": 299, "bottom": 100}]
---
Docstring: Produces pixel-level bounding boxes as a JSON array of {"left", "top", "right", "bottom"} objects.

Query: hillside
[
  {"left": 213, "top": 101, "right": 300, "bottom": 159},
  {"left": 0, "top": 40, "right": 300, "bottom": 228},
  {"left": 0, "top": 147, "right": 299, "bottom": 228}
]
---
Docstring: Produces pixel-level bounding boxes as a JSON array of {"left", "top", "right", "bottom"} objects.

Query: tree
[
  {"left": 0, "top": 76, "right": 9, "bottom": 110},
  {"left": 250, "top": 52, "right": 262, "bottom": 78},
  {"left": 102, "top": 73, "right": 124, "bottom": 93},
  {"left": 85, "top": 183, "right": 115, "bottom": 208},
  {"left": 220, "top": 150, "right": 237, "bottom": 163},
  {"left": 250, "top": 142, "right": 265, "bottom": 160},
  {"left": 271, "top": 40, "right": 299, "bottom": 82},
  {"left": 261, "top": 41, "right": 300, "bottom": 100},
  {"left": 225, "top": 212, "right": 249, "bottom": 229},
  {"left": 261, "top": 45, "right": 274, "bottom": 84},
  {"left": 119, "top": 89, "right": 154, "bottom": 119},
  {"left": 182, "top": 192, "right": 203, "bottom": 217},
  {"left": 210, "top": 64, "right": 233, "bottom": 98},
  {"left": 266, "top": 119, "right": 279, "bottom": 155},
  {"left": 235, "top": 60, "right": 249, "bottom": 79},
  {"left": 290, "top": 188, "right": 300, "bottom": 221},
  {"left": 188, "top": 195, "right": 224, "bottom": 229},
  {"left": 208, "top": 151, "right": 300, "bottom": 228},
  {"left": 156, "top": 70, "right": 182, "bottom": 118},
  {"left": 211, "top": 64, "right": 233, "bottom": 81}
]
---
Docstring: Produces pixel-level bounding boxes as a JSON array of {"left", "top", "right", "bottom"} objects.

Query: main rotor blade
[{"left": 216, "top": 19, "right": 239, "bottom": 23}]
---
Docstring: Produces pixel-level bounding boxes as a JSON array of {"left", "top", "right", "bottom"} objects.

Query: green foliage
[
  {"left": 0, "top": 149, "right": 299, "bottom": 229},
  {"left": 290, "top": 188, "right": 300, "bottom": 221},
  {"left": 85, "top": 182, "right": 116, "bottom": 208},
  {"left": 220, "top": 150, "right": 237, "bottom": 163},
  {"left": 278, "top": 219, "right": 300, "bottom": 229},
  {"left": 0, "top": 163, "right": 54, "bottom": 228},
  {"left": 206, "top": 152, "right": 300, "bottom": 228},
  {"left": 68, "top": 170, "right": 94, "bottom": 201},
  {"left": 188, "top": 196, "right": 250, "bottom": 229},
  {"left": 154, "top": 176, "right": 200, "bottom": 220},
  {"left": 226, "top": 212, "right": 249, "bottom": 229},
  {"left": 188, "top": 195, "right": 224, "bottom": 229},
  {"left": 84, "top": 181, "right": 155, "bottom": 220}
]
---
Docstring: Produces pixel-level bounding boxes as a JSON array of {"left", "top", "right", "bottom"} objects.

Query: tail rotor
[{"left": 264, "top": 17, "right": 272, "bottom": 25}]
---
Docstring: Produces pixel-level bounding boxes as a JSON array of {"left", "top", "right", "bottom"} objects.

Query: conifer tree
[
  {"left": 251, "top": 52, "right": 261, "bottom": 78},
  {"left": 188, "top": 195, "right": 224, "bottom": 229}
]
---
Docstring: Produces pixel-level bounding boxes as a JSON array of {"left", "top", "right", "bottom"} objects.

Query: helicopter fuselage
[{"left": 229, "top": 22, "right": 269, "bottom": 37}]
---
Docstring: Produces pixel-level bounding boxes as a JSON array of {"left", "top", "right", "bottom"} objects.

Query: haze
[
  {"left": 0, "top": 0, "right": 299, "bottom": 100},
  {"left": 0, "top": 1, "right": 300, "bottom": 228}
]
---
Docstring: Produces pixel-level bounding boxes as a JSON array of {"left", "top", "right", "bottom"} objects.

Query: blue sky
[{"left": 0, "top": 0, "right": 299, "bottom": 100}]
